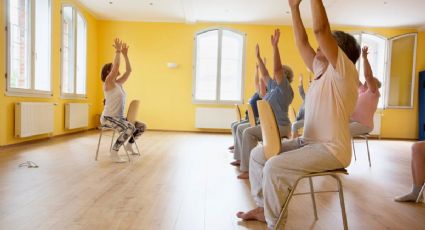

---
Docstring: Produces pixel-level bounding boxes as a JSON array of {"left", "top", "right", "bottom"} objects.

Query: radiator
[
  {"left": 370, "top": 112, "right": 382, "bottom": 136},
  {"left": 195, "top": 108, "right": 235, "bottom": 129},
  {"left": 65, "top": 103, "right": 89, "bottom": 130},
  {"left": 15, "top": 102, "right": 55, "bottom": 138}
]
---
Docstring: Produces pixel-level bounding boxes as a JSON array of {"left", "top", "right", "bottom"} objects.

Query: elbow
[{"left": 313, "top": 25, "right": 329, "bottom": 37}]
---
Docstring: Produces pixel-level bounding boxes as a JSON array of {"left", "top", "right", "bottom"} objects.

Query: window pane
[
  {"left": 9, "top": 0, "right": 30, "bottom": 89},
  {"left": 195, "top": 30, "right": 219, "bottom": 101},
  {"left": 62, "top": 6, "right": 74, "bottom": 94},
  {"left": 388, "top": 34, "right": 416, "bottom": 107},
  {"left": 76, "top": 13, "right": 86, "bottom": 95},
  {"left": 220, "top": 30, "right": 244, "bottom": 101},
  {"left": 359, "top": 34, "right": 386, "bottom": 108},
  {"left": 34, "top": 0, "right": 51, "bottom": 91}
]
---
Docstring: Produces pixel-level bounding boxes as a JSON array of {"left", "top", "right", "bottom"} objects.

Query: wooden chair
[
  {"left": 235, "top": 104, "right": 242, "bottom": 122},
  {"left": 257, "top": 100, "right": 349, "bottom": 230},
  {"left": 352, "top": 134, "right": 372, "bottom": 167},
  {"left": 246, "top": 104, "right": 256, "bottom": 127},
  {"left": 95, "top": 100, "right": 142, "bottom": 162}
]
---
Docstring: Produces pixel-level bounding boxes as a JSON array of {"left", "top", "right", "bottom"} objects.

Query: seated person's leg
[
  {"left": 239, "top": 126, "right": 262, "bottom": 178},
  {"left": 349, "top": 121, "right": 373, "bottom": 136},
  {"left": 232, "top": 123, "right": 251, "bottom": 165},
  {"left": 395, "top": 141, "right": 425, "bottom": 202},
  {"left": 262, "top": 143, "right": 344, "bottom": 229}
]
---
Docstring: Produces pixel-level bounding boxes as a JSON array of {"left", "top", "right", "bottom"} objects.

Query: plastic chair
[
  {"left": 95, "top": 100, "right": 141, "bottom": 162},
  {"left": 257, "top": 100, "right": 349, "bottom": 230},
  {"left": 235, "top": 104, "right": 242, "bottom": 122}
]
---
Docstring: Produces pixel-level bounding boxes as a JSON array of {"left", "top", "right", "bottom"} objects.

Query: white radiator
[
  {"left": 15, "top": 102, "right": 55, "bottom": 138},
  {"left": 65, "top": 103, "right": 89, "bottom": 130},
  {"left": 195, "top": 108, "right": 235, "bottom": 129},
  {"left": 370, "top": 112, "right": 382, "bottom": 136}
]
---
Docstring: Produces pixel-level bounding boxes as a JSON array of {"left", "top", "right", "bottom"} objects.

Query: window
[
  {"left": 194, "top": 28, "right": 246, "bottom": 104},
  {"left": 6, "top": 0, "right": 51, "bottom": 96},
  {"left": 353, "top": 32, "right": 417, "bottom": 109},
  {"left": 61, "top": 5, "right": 87, "bottom": 98}
]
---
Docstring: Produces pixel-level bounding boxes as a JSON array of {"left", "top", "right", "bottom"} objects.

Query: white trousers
[{"left": 249, "top": 138, "right": 344, "bottom": 229}]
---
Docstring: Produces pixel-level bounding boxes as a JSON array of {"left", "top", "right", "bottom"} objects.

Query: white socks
[
  {"left": 394, "top": 185, "right": 423, "bottom": 202},
  {"left": 110, "top": 150, "right": 126, "bottom": 163}
]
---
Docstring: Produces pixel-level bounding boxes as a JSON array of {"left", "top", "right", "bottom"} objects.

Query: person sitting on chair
[
  {"left": 395, "top": 141, "right": 425, "bottom": 202},
  {"left": 291, "top": 74, "right": 308, "bottom": 139},
  {"left": 100, "top": 38, "right": 145, "bottom": 162},
  {"left": 236, "top": 0, "right": 360, "bottom": 228},
  {"left": 233, "top": 29, "right": 294, "bottom": 179},
  {"left": 350, "top": 46, "right": 381, "bottom": 136},
  {"left": 230, "top": 61, "right": 266, "bottom": 161}
]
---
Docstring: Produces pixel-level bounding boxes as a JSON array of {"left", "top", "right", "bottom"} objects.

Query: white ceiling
[{"left": 77, "top": 0, "right": 425, "bottom": 28}]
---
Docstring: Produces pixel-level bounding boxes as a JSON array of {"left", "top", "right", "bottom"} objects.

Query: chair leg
[
  {"left": 133, "top": 136, "right": 141, "bottom": 156},
  {"left": 308, "top": 177, "right": 318, "bottom": 220},
  {"left": 274, "top": 180, "right": 300, "bottom": 230},
  {"left": 352, "top": 138, "right": 357, "bottom": 161},
  {"left": 332, "top": 175, "right": 348, "bottom": 230},
  {"left": 365, "top": 135, "right": 371, "bottom": 167},
  {"left": 416, "top": 184, "right": 425, "bottom": 203},
  {"left": 95, "top": 129, "right": 104, "bottom": 161},
  {"left": 110, "top": 130, "right": 116, "bottom": 151}
]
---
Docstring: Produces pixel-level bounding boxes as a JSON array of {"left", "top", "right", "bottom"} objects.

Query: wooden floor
[{"left": 0, "top": 131, "right": 424, "bottom": 230}]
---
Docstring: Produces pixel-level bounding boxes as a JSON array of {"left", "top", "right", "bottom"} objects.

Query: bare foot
[
  {"left": 230, "top": 160, "right": 241, "bottom": 166},
  {"left": 237, "top": 172, "right": 249, "bottom": 179},
  {"left": 236, "top": 207, "right": 266, "bottom": 222},
  {"left": 228, "top": 145, "right": 235, "bottom": 150}
]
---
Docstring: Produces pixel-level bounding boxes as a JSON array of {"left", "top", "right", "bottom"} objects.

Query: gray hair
[
  {"left": 332, "top": 30, "right": 361, "bottom": 64},
  {"left": 282, "top": 65, "right": 294, "bottom": 83}
]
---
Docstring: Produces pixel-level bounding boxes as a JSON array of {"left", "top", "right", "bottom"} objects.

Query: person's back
[
  {"left": 102, "top": 84, "right": 126, "bottom": 122},
  {"left": 351, "top": 85, "right": 380, "bottom": 129}
]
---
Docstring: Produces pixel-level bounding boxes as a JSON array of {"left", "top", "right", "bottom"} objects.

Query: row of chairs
[{"left": 236, "top": 101, "right": 348, "bottom": 230}]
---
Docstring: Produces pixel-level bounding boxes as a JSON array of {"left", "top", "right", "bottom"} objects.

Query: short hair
[
  {"left": 282, "top": 65, "right": 294, "bottom": 83},
  {"left": 332, "top": 30, "right": 361, "bottom": 64},
  {"left": 374, "top": 77, "right": 382, "bottom": 89},
  {"left": 101, "top": 63, "right": 113, "bottom": 82}
]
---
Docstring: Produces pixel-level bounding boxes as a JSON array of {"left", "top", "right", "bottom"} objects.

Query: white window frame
[
  {"left": 192, "top": 27, "right": 246, "bottom": 104},
  {"left": 60, "top": 4, "right": 87, "bottom": 99},
  {"left": 5, "top": 0, "right": 53, "bottom": 98},
  {"left": 351, "top": 31, "right": 417, "bottom": 109}
]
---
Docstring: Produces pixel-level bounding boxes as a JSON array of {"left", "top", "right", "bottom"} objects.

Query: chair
[
  {"left": 257, "top": 100, "right": 349, "bottom": 230},
  {"left": 246, "top": 104, "right": 256, "bottom": 127},
  {"left": 235, "top": 104, "right": 242, "bottom": 122},
  {"left": 95, "top": 100, "right": 142, "bottom": 162},
  {"left": 352, "top": 134, "right": 372, "bottom": 167}
]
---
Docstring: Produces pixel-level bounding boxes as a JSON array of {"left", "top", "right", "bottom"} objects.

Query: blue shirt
[
  {"left": 263, "top": 78, "right": 294, "bottom": 126},
  {"left": 247, "top": 92, "right": 261, "bottom": 120}
]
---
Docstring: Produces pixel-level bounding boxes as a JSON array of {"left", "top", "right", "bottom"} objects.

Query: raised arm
[
  {"left": 271, "top": 29, "right": 284, "bottom": 85},
  {"left": 289, "top": 0, "right": 316, "bottom": 71},
  {"left": 362, "top": 46, "right": 378, "bottom": 93},
  {"left": 310, "top": 0, "right": 339, "bottom": 68},
  {"left": 116, "top": 43, "right": 132, "bottom": 85},
  {"left": 105, "top": 38, "right": 122, "bottom": 90},
  {"left": 254, "top": 63, "right": 260, "bottom": 93},
  {"left": 256, "top": 44, "right": 272, "bottom": 85},
  {"left": 298, "top": 74, "right": 306, "bottom": 100}
]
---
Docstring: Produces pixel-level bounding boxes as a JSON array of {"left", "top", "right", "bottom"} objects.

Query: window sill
[
  {"left": 192, "top": 100, "right": 244, "bottom": 105},
  {"left": 61, "top": 94, "right": 88, "bottom": 100},
  {"left": 5, "top": 91, "right": 53, "bottom": 98}
]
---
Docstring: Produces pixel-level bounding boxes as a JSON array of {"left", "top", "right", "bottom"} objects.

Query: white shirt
[
  {"left": 101, "top": 84, "right": 126, "bottom": 121},
  {"left": 302, "top": 48, "right": 359, "bottom": 167}
]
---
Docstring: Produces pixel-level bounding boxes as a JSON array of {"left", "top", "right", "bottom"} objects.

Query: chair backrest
[
  {"left": 257, "top": 100, "right": 281, "bottom": 160},
  {"left": 126, "top": 100, "right": 140, "bottom": 123},
  {"left": 288, "top": 105, "right": 297, "bottom": 123},
  {"left": 247, "top": 103, "right": 256, "bottom": 127},
  {"left": 235, "top": 104, "right": 242, "bottom": 122}
]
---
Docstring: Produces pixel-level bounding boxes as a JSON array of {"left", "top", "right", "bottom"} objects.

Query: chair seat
[{"left": 309, "top": 168, "right": 348, "bottom": 176}]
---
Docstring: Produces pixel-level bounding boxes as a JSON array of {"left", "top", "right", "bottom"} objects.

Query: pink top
[{"left": 350, "top": 85, "right": 380, "bottom": 129}]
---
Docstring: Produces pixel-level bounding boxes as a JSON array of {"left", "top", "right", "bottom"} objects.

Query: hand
[
  {"left": 122, "top": 43, "right": 129, "bottom": 56},
  {"left": 113, "top": 38, "right": 123, "bottom": 52},
  {"left": 271, "top": 29, "right": 280, "bottom": 47},
  {"left": 256, "top": 44, "right": 261, "bottom": 58},
  {"left": 288, "top": 0, "right": 302, "bottom": 8},
  {"left": 362, "top": 46, "right": 369, "bottom": 59}
]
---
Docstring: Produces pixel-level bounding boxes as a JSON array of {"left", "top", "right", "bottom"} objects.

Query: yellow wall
[
  {"left": 98, "top": 21, "right": 424, "bottom": 139},
  {"left": 0, "top": 0, "right": 100, "bottom": 146}
]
